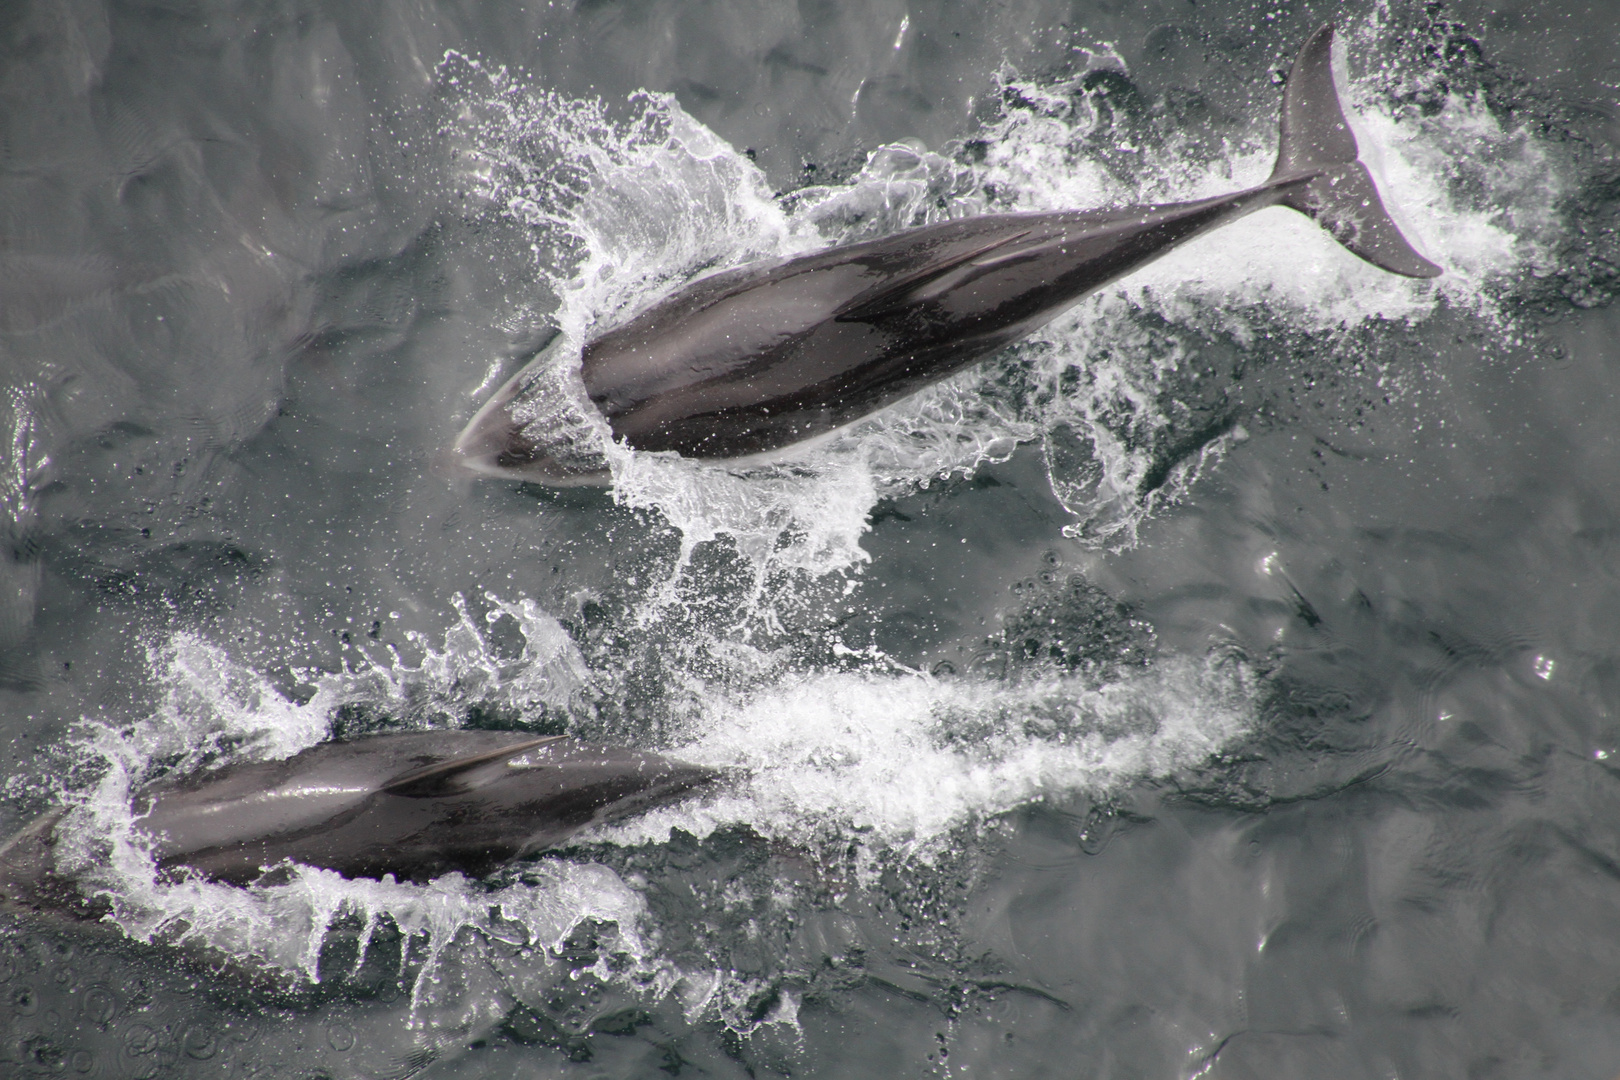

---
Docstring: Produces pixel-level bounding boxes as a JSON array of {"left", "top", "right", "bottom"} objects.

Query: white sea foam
[{"left": 600, "top": 654, "right": 1255, "bottom": 861}]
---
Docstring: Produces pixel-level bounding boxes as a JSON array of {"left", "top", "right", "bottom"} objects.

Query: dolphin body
[
  {"left": 455, "top": 24, "right": 1440, "bottom": 485},
  {"left": 0, "top": 731, "right": 721, "bottom": 918}
]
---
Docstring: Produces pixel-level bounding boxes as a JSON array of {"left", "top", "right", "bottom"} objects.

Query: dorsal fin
[
  {"left": 381, "top": 735, "right": 566, "bottom": 798},
  {"left": 833, "top": 230, "right": 1033, "bottom": 322}
]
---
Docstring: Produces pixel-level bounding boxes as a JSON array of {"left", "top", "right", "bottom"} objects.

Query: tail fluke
[{"left": 1269, "top": 24, "right": 1442, "bottom": 279}]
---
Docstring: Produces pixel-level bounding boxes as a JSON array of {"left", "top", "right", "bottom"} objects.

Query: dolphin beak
[
  {"left": 452, "top": 376, "right": 612, "bottom": 486},
  {"left": 452, "top": 382, "right": 535, "bottom": 476}
]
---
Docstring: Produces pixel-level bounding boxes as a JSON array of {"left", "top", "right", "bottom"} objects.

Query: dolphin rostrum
[
  {"left": 454, "top": 24, "right": 1439, "bottom": 485},
  {"left": 0, "top": 731, "right": 721, "bottom": 918}
]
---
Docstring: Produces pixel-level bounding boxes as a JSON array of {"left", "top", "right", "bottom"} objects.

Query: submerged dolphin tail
[{"left": 1269, "top": 23, "right": 1442, "bottom": 279}]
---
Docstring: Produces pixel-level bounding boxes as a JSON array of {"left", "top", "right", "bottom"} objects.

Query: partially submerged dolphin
[
  {"left": 455, "top": 24, "right": 1439, "bottom": 485},
  {"left": 0, "top": 731, "right": 720, "bottom": 918}
]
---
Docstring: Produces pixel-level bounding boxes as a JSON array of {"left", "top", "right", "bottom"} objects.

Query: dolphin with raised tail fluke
[{"left": 455, "top": 23, "right": 1439, "bottom": 485}]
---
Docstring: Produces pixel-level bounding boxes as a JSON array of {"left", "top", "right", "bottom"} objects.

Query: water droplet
[
  {"left": 122, "top": 1023, "right": 159, "bottom": 1057},
  {"left": 182, "top": 1024, "right": 216, "bottom": 1060},
  {"left": 81, "top": 985, "right": 116, "bottom": 1026}
]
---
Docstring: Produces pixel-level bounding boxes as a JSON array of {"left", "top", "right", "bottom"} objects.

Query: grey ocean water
[{"left": 3, "top": 0, "right": 1620, "bottom": 1076}]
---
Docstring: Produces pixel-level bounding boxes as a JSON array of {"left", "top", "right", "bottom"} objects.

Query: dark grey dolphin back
[
  {"left": 133, "top": 732, "right": 722, "bottom": 885},
  {"left": 0, "top": 732, "right": 724, "bottom": 920},
  {"left": 451, "top": 21, "right": 1440, "bottom": 478},
  {"left": 1270, "top": 24, "right": 1441, "bottom": 279}
]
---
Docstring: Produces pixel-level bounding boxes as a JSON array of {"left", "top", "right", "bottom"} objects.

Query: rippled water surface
[{"left": 3, "top": 0, "right": 1620, "bottom": 1076}]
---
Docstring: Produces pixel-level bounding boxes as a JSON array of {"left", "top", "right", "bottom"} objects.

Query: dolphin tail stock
[{"left": 1268, "top": 23, "right": 1441, "bottom": 279}]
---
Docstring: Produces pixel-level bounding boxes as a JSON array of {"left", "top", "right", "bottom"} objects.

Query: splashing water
[
  {"left": 43, "top": 598, "right": 613, "bottom": 1016},
  {"left": 33, "top": 587, "right": 1252, "bottom": 1032},
  {"left": 600, "top": 654, "right": 1256, "bottom": 863},
  {"left": 17, "top": 17, "right": 1568, "bottom": 1049},
  {"left": 0, "top": 387, "right": 47, "bottom": 660},
  {"left": 441, "top": 19, "right": 1557, "bottom": 568}
]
